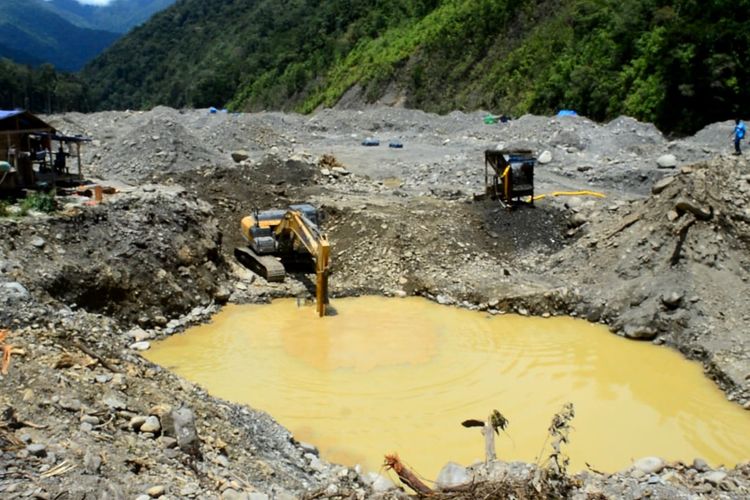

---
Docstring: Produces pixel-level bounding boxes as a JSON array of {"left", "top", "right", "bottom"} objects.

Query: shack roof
[
  {"left": 0, "top": 109, "right": 55, "bottom": 134},
  {"left": 31, "top": 131, "right": 91, "bottom": 143}
]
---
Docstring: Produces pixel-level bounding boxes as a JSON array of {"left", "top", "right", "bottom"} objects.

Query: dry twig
[{"left": 40, "top": 460, "right": 77, "bottom": 478}]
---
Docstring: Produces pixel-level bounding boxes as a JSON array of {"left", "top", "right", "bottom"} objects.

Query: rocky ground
[{"left": 1, "top": 107, "right": 749, "bottom": 498}]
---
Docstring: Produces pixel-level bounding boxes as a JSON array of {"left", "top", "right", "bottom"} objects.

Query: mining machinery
[
  {"left": 235, "top": 204, "right": 330, "bottom": 317},
  {"left": 484, "top": 148, "right": 536, "bottom": 207}
]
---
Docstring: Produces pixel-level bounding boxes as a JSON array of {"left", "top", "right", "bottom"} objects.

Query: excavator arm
[{"left": 275, "top": 210, "right": 331, "bottom": 317}]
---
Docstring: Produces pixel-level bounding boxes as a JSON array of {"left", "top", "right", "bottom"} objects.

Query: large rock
[
  {"left": 2, "top": 282, "right": 30, "bottom": 301},
  {"left": 704, "top": 470, "right": 727, "bottom": 485},
  {"left": 126, "top": 327, "right": 152, "bottom": 342},
  {"left": 140, "top": 416, "right": 161, "bottom": 433},
  {"left": 661, "top": 291, "right": 683, "bottom": 309},
  {"left": 129, "top": 341, "right": 151, "bottom": 351},
  {"left": 652, "top": 176, "right": 676, "bottom": 194},
  {"left": 656, "top": 154, "right": 677, "bottom": 168},
  {"left": 633, "top": 456, "right": 665, "bottom": 474},
  {"left": 103, "top": 393, "right": 127, "bottom": 410},
  {"left": 172, "top": 405, "right": 201, "bottom": 458},
  {"left": 27, "top": 443, "right": 47, "bottom": 457},
  {"left": 84, "top": 450, "right": 102, "bottom": 474},
  {"left": 231, "top": 150, "right": 250, "bottom": 163},
  {"left": 538, "top": 150, "right": 553, "bottom": 164},
  {"left": 623, "top": 324, "right": 657, "bottom": 340},
  {"left": 30, "top": 236, "right": 46, "bottom": 248},
  {"left": 436, "top": 462, "right": 472, "bottom": 489},
  {"left": 365, "top": 473, "right": 396, "bottom": 492}
]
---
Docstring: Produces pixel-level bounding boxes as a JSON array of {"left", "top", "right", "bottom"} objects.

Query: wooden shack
[{"left": 0, "top": 109, "right": 87, "bottom": 192}]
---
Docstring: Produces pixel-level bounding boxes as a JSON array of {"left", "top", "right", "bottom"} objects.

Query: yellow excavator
[{"left": 235, "top": 204, "right": 330, "bottom": 317}]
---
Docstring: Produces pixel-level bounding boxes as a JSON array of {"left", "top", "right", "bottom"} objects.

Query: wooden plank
[{"left": 0, "top": 128, "right": 55, "bottom": 136}]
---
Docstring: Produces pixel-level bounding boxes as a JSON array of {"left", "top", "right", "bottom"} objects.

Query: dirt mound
[
  {"left": 0, "top": 187, "right": 227, "bottom": 325},
  {"left": 99, "top": 117, "right": 217, "bottom": 183},
  {"left": 558, "top": 156, "right": 750, "bottom": 400}
]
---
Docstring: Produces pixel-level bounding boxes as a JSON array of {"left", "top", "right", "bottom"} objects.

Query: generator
[{"left": 484, "top": 148, "right": 536, "bottom": 207}]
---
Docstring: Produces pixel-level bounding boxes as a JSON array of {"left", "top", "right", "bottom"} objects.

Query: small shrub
[
  {"left": 0, "top": 200, "right": 8, "bottom": 217},
  {"left": 21, "top": 191, "right": 58, "bottom": 214}
]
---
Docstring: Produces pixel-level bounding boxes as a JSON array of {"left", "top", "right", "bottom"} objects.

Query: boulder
[
  {"left": 656, "top": 154, "right": 677, "bottom": 168},
  {"left": 652, "top": 176, "right": 676, "bottom": 195},
  {"left": 27, "top": 443, "right": 47, "bottom": 457},
  {"left": 538, "top": 150, "right": 553, "bottom": 164},
  {"left": 129, "top": 341, "right": 151, "bottom": 351},
  {"left": 633, "top": 456, "right": 665, "bottom": 474},
  {"left": 30, "top": 236, "right": 46, "bottom": 248},
  {"left": 172, "top": 405, "right": 201, "bottom": 458},
  {"left": 623, "top": 324, "right": 657, "bottom": 340},
  {"left": 704, "top": 470, "right": 727, "bottom": 485},
  {"left": 365, "top": 473, "right": 396, "bottom": 492},
  {"left": 127, "top": 327, "right": 152, "bottom": 342},
  {"left": 84, "top": 450, "right": 102, "bottom": 474},
  {"left": 231, "top": 150, "right": 250, "bottom": 163},
  {"left": 140, "top": 416, "right": 161, "bottom": 433},
  {"left": 103, "top": 393, "right": 127, "bottom": 410},
  {"left": 436, "top": 462, "right": 472, "bottom": 489},
  {"left": 3, "top": 282, "right": 30, "bottom": 301},
  {"left": 214, "top": 287, "right": 231, "bottom": 304},
  {"left": 661, "top": 291, "right": 683, "bottom": 309},
  {"left": 146, "top": 485, "right": 166, "bottom": 498}
]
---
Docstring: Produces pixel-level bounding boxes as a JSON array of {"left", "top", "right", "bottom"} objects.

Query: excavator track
[{"left": 234, "top": 247, "right": 286, "bottom": 282}]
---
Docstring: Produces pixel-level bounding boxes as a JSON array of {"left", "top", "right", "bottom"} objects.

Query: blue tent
[{"left": 557, "top": 110, "right": 578, "bottom": 117}]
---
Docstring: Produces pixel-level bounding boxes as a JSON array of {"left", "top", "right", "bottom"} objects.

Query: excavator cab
[
  {"left": 484, "top": 149, "right": 536, "bottom": 207},
  {"left": 243, "top": 204, "right": 319, "bottom": 255},
  {"left": 237, "top": 204, "right": 330, "bottom": 316}
]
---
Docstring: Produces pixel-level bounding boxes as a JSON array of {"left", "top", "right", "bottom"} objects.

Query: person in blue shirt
[{"left": 732, "top": 119, "right": 746, "bottom": 155}]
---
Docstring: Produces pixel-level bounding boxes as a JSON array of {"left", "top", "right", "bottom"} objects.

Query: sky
[{"left": 43, "top": 0, "right": 116, "bottom": 5}]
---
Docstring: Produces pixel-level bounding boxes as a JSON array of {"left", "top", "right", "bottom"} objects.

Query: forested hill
[
  {"left": 0, "top": 0, "right": 119, "bottom": 71},
  {"left": 43, "top": 0, "right": 177, "bottom": 34},
  {"left": 83, "top": 0, "right": 750, "bottom": 134}
]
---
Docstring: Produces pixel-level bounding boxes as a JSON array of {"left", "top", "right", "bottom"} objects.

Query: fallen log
[{"left": 384, "top": 454, "right": 433, "bottom": 496}]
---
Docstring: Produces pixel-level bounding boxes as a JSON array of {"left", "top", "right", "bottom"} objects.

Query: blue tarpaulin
[
  {"left": 557, "top": 110, "right": 578, "bottom": 117},
  {"left": 0, "top": 109, "right": 24, "bottom": 121}
]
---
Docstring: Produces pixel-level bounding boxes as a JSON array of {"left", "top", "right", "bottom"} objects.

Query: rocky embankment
[{"left": 1, "top": 107, "right": 749, "bottom": 498}]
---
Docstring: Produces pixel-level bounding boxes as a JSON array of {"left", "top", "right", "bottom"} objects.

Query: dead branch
[
  {"left": 603, "top": 213, "right": 641, "bottom": 242},
  {"left": 384, "top": 454, "right": 433, "bottom": 496},
  {"left": 66, "top": 340, "right": 120, "bottom": 373},
  {"left": 40, "top": 460, "right": 76, "bottom": 478},
  {"left": 0, "top": 329, "right": 24, "bottom": 375}
]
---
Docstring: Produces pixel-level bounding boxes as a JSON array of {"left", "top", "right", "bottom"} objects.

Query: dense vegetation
[
  {"left": 0, "top": 59, "right": 89, "bottom": 114},
  {"left": 77, "top": 0, "right": 750, "bottom": 134},
  {"left": 0, "top": 0, "right": 119, "bottom": 71}
]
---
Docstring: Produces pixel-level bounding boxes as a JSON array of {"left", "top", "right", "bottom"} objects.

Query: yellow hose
[{"left": 531, "top": 190, "right": 606, "bottom": 201}]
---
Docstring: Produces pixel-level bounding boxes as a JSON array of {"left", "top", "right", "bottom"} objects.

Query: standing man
[{"left": 732, "top": 118, "right": 746, "bottom": 155}]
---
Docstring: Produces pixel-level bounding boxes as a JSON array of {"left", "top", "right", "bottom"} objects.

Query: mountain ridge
[
  {"left": 43, "top": 0, "right": 177, "bottom": 34},
  {"left": 0, "top": 0, "right": 119, "bottom": 71}
]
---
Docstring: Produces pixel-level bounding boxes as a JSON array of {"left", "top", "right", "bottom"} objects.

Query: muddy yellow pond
[{"left": 145, "top": 297, "right": 750, "bottom": 479}]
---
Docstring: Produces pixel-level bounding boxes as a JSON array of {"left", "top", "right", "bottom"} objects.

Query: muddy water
[{"left": 145, "top": 297, "right": 750, "bottom": 479}]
